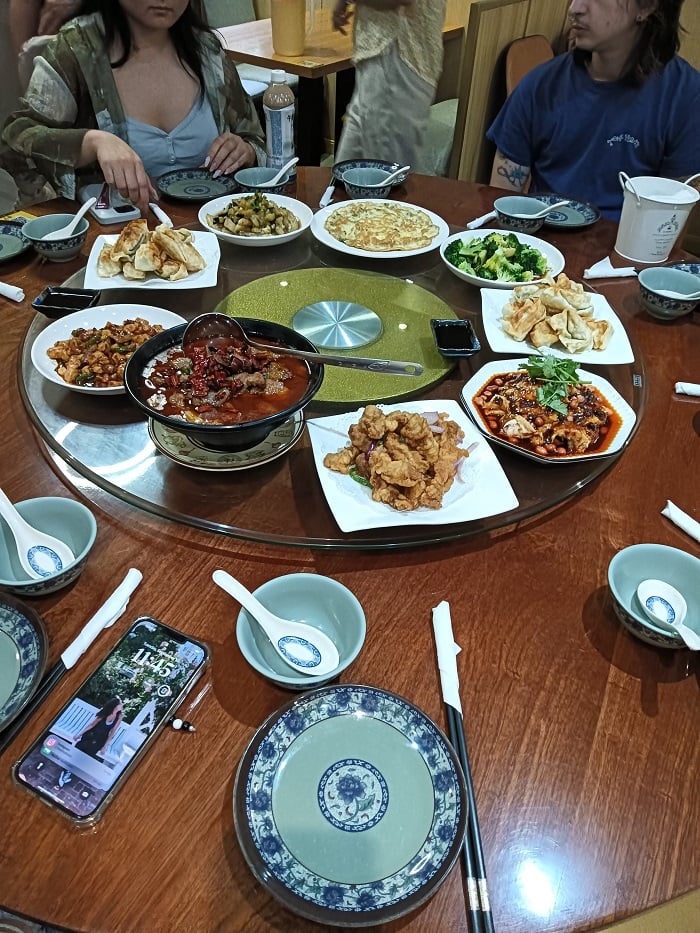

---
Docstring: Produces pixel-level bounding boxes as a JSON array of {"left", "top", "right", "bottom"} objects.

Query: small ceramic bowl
[
  {"left": 233, "top": 166, "right": 291, "bottom": 194},
  {"left": 494, "top": 196, "right": 546, "bottom": 234},
  {"left": 607, "top": 543, "right": 700, "bottom": 648},
  {"left": 21, "top": 214, "right": 89, "bottom": 263},
  {"left": 0, "top": 497, "right": 97, "bottom": 596},
  {"left": 236, "top": 573, "right": 366, "bottom": 689},
  {"left": 342, "top": 167, "right": 392, "bottom": 200},
  {"left": 638, "top": 267, "right": 700, "bottom": 320}
]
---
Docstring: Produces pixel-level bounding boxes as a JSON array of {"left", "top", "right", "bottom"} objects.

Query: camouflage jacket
[{"left": 0, "top": 12, "right": 265, "bottom": 204}]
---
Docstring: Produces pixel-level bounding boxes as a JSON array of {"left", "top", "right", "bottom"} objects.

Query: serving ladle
[
  {"left": 636, "top": 578, "right": 700, "bottom": 649},
  {"left": 182, "top": 313, "right": 424, "bottom": 376},
  {"left": 0, "top": 487, "right": 75, "bottom": 579},
  {"left": 42, "top": 197, "right": 96, "bottom": 241},
  {"left": 509, "top": 199, "right": 571, "bottom": 219},
  {"left": 258, "top": 156, "right": 299, "bottom": 186},
  {"left": 212, "top": 569, "right": 340, "bottom": 675}
]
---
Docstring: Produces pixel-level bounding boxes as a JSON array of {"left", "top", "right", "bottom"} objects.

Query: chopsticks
[
  {"left": 0, "top": 569, "right": 142, "bottom": 756},
  {"left": 433, "top": 601, "right": 494, "bottom": 933}
]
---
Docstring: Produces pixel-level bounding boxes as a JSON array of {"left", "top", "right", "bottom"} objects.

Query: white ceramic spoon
[
  {"left": 258, "top": 157, "right": 299, "bottom": 186},
  {"left": 212, "top": 569, "right": 340, "bottom": 675},
  {"left": 0, "top": 488, "right": 75, "bottom": 579},
  {"left": 42, "top": 197, "right": 96, "bottom": 241},
  {"left": 655, "top": 288, "right": 700, "bottom": 300},
  {"left": 510, "top": 199, "right": 571, "bottom": 219},
  {"left": 361, "top": 164, "right": 411, "bottom": 188},
  {"left": 636, "top": 579, "right": 700, "bottom": 649}
]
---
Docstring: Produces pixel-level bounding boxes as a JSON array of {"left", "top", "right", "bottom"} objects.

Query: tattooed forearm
[{"left": 490, "top": 151, "right": 530, "bottom": 191}]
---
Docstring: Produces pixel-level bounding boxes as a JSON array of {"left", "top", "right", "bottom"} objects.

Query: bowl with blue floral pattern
[
  {"left": 0, "top": 593, "right": 48, "bottom": 732},
  {"left": 234, "top": 683, "right": 467, "bottom": 925}
]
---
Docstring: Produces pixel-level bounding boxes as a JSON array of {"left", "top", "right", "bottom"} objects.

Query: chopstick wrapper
[
  {"left": 149, "top": 202, "right": 173, "bottom": 227},
  {"left": 675, "top": 382, "right": 700, "bottom": 396},
  {"left": 466, "top": 211, "right": 497, "bottom": 230},
  {"left": 319, "top": 184, "right": 335, "bottom": 209},
  {"left": 61, "top": 568, "right": 143, "bottom": 668},
  {"left": 583, "top": 257, "right": 637, "bottom": 279},
  {"left": 661, "top": 501, "right": 700, "bottom": 545},
  {"left": 432, "top": 600, "right": 462, "bottom": 714},
  {"left": 0, "top": 281, "right": 25, "bottom": 302}
]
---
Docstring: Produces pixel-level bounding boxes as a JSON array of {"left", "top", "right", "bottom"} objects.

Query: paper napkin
[
  {"left": 0, "top": 281, "right": 24, "bottom": 302},
  {"left": 583, "top": 256, "right": 637, "bottom": 279},
  {"left": 661, "top": 500, "right": 700, "bottom": 545},
  {"left": 675, "top": 382, "right": 700, "bottom": 396}
]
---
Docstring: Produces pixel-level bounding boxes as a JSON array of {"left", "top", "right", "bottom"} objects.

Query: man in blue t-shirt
[{"left": 487, "top": 0, "right": 700, "bottom": 219}]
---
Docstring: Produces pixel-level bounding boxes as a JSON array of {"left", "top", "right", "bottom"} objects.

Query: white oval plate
[
  {"left": 83, "top": 230, "right": 220, "bottom": 290},
  {"left": 197, "top": 193, "right": 312, "bottom": 247},
  {"left": 460, "top": 358, "right": 637, "bottom": 463},
  {"left": 440, "top": 229, "right": 565, "bottom": 289},
  {"left": 311, "top": 199, "right": 449, "bottom": 259},
  {"left": 307, "top": 399, "right": 518, "bottom": 532},
  {"left": 31, "top": 304, "right": 186, "bottom": 396},
  {"left": 480, "top": 288, "right": 635, "bottom": 364}
]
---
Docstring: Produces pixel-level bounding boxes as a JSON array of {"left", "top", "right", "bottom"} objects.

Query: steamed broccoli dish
[{"left": 444, "top": 232, "right": 548, "bottom": 282}]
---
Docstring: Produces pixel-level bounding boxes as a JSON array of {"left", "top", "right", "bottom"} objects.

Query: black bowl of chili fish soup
[{"left": 124, "top": 318, "right": 324, "bottom": 451}]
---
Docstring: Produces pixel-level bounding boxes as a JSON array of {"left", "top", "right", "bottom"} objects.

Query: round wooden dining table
[{"left": 0, "top": 167, "right": 698, "bottom": 933}]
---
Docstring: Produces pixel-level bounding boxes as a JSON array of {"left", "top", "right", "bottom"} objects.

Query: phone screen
[{"left": 14, "top": 617, "right": 208, "bottom": 823}]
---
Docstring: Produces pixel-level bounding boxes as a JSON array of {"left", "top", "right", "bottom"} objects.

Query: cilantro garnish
[{"left": 520, "top": 356, "right": 588, "bottom": 416}]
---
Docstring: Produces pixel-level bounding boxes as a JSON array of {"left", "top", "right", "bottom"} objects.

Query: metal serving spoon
[
  {"left": 182, "top": 313, "right": 424, "bottom": 376},
  {"left": 212, "top": 569, "right": 340, "bottom": 675},
  {"left": 42, "top": 197, "right": 96, "bottom": 241},
  {"left": 0, "top": 487, "right": 75, "bottom": 579},
  {"left": 258, "top": 157, "right": 299, "bottom": 186},
  {"left": 359, "top": 164, "right": 411, "bottom": 187},
  {"left": 636, "top": 579, "right": 700, "bottom": 649}
]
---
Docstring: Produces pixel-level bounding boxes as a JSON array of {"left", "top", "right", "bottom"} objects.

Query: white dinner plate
[
  {"left": 311, "top": 199, "right": 449, "bottom": 259},
  {"left": 440, "top": 229, "right": 565, "bottom": 289},
  {"left": 480, "top": 288, "right": 635, "bottom": 364},
  {"left": 31, "top": 304, "right": 186, "bottom": 396},
  {"left": 460, "top": 359, "right": 637, "bottom": 464},
  {"left": 197, "top": 193, "right": 312, "bottom": 246},
  {"left": 307, "top": 400, "right": 518, "bottom": 532},
  {"left": 83, "top": 230, "right": 220, "bottom": 289}
]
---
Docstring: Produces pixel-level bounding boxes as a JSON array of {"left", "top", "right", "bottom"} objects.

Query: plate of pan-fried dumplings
[
  {"left": 84, "top": 220, "right": 219, "bottom": 289},
  {"left": 480, "top": 273, "right": 634, "bottom": 364}
]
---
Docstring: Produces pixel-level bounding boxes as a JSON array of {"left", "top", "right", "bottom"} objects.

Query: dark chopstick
[
  {"left": 0, "top": 659, "right": 67, "bottom": 756},
  {"left": 446, "top": 703, "right": 495, "bottom": 933}
]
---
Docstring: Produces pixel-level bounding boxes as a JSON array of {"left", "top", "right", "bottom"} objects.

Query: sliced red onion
[{"left": 423, "top": 411, "right": 439, "bottom": 424}]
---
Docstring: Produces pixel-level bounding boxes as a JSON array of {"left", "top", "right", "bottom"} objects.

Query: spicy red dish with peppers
[{"left": 142, "top": 335, "right": 310, "bottom": 425}]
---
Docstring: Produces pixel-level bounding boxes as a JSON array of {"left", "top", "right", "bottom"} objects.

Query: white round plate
[
  {"left": 460, "top": 358, "right": 637, "bottom": 463},
  {"left": 441, "top": 229, "right": 565, "bottom": 289},
  {"left": 31, "top": 304, "right": 186, "bottom": 396},
  {"left": 311, "top": 200, "right": 449, "bottom": 259},
  {"left": 197, "top": 193, "right": 313, "bottom": 247}
]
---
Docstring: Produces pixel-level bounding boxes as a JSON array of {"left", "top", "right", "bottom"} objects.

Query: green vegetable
[
  {"left": 520, "top": 355, "right": 588, "bottom": 416},
  {"left": 348, "top": 466, "right": 372, "bottom": 488},
  {"left": 445, "top": 232, "right": 547, "bottom": 282}
]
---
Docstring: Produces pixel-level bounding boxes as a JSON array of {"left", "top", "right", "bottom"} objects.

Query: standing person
[
  {"left": 487, "top": 0, "right": 700, "bottom": 219},
  {"left": 0, "top": 0, "right": 265, "bottom": 212},
  {"left": 73, "top": 697, "right": 124, "bottom": 759},
  {"left": 332, "top": 0, "right": 447, "bottom": 172}
]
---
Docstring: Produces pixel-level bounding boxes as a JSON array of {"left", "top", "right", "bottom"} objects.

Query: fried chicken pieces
[
  {"left": 97, "top": 220, "right": 205, "bottom": 282},
  {"left": 323, "top": 405, "right": 468, "bottom": 511}
]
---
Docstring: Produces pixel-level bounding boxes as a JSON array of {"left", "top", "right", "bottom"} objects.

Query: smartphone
[
  {"left": 13, "top": 617, "right": 209, "bottom": 826},
  {"left": 78, "top": 183, "right": 141, "bottom": 225}
]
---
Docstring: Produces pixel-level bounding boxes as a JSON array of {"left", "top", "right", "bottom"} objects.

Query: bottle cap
[{"left": 270, "top": 69, "right": 287, "bottom": 85}]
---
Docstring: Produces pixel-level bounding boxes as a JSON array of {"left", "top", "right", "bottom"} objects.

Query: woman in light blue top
[{"left": 1, "top": 0, "right": 265, "bottom": 212}]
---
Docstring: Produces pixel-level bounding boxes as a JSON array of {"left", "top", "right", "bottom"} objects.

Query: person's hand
[
  {"left": 202, "top": 133, "right": 256, "bottom": 178},
  {"left": 82, "top": 130, "right": 157, "bottom": 215},
  {"left": 333, "top": 0, "right": 352, "bottom": 33}
]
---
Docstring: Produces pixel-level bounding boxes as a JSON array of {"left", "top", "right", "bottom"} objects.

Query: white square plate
[
  {"left": 83, "top": 230, "right": 220, "bottom": 289},
  {"left": 307, "top": 400, "right": 518, "bottom": 532},
  {"left": 480, "top": 288, "right": 634, "bottom": 364}
]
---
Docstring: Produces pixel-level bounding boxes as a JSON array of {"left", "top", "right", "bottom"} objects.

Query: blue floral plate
[
  {"left": 0, "top": 593, "right": 48, "bottom": 732},
  {"left": 332, "top": 159, "right": 409, "bottom": 188},
  {"left": 0, "top": 221, "right": 31, "bottom": 263},
  {"left": 156, "top": 168, "right": 237, "bottom": 203},
  {"left": 536, "top": 193, "right": 601, "bottom": 229},
  {"left": 666, "top": 261, "right": 700, "bottom": 275},
  {"left": 234, "top": 684, "right": 466, "bottom": 925}
]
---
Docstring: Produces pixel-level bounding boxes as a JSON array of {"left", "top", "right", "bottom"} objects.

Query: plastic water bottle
[{"left": 263, "top": 70, "right": 296, "bottom": 178}]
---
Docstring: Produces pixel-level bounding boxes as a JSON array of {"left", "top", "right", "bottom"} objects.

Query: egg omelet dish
[{"left": 324, "top": 201, "right": 439, "bottom": 252}]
